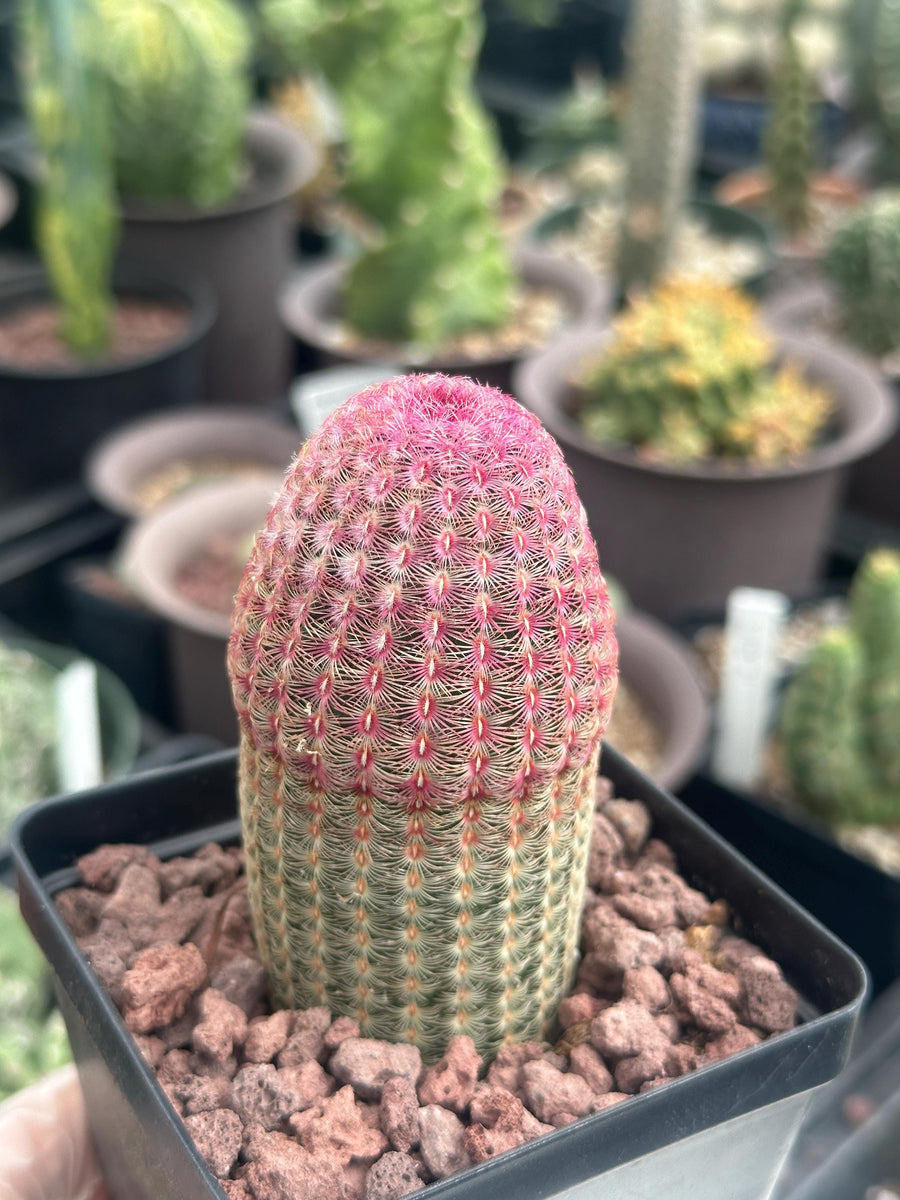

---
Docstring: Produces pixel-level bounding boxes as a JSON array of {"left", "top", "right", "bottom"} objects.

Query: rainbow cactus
[{"left": 228, "top": 374, "right": 618, "bottom": 1062}]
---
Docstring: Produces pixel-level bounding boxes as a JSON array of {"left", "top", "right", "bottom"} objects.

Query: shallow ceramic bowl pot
[
  {"left": 514, "top": 327, "right": 897, "bottom": 619},
  {"left": 11, "top": 747, "right": 867, "bottom": 1200}
]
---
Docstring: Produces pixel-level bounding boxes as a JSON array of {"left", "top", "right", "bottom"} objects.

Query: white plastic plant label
[
  {"left": 711, "top": 587, "right": 789, "bottom": 791},
  {"left": 54, "top": 659, "right": 103, "bottom": 792},
  {"left": 290, "top": 364, "right": 401, "bottom": 437}
]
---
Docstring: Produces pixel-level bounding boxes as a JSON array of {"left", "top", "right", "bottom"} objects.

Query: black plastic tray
[
  {"left": 681, "top": 772, "right": 900, "bottom": 997},
  {"left": 11, "top": 747, "right": 867, "bottom": 1200}
]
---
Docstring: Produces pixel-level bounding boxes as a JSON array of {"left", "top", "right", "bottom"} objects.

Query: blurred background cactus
[
  {"left": 19, "top": 0, "right": 116, "bottom": 354},
  {"left": 0, "top": 642, "right": 57, "bottom": 840},
  {"left": 0, "top": 891, "right": 70, "bottom": 1100},
  {"left": 780, "top": 548, "right": 900, "bottom": 825},
  {"left": 96, "top": 0, "right": 252, "bottom": 207},
  {"left": 228, "top": 374, "right": 618, "bottom": 1061},
  {"left": 703, "top": 0, "right": 844, "bottom": 91},
  {"left": 262, "top": 0, "right": 514, "bottom": 349},
  {"left": 762, "top": 0, "right": 815, "bottom": 237},
  {"left": 577, "top": 279, "right": 831, "bottom": 463},
  {"left": 846, "top": 0, "right": 900, "bottom": 182},
  {"left": 824, "top": 190, "right": 900, "bottom": 357},
  {"left": 616, "top": 0, "right": 704, "bottom": 296}
]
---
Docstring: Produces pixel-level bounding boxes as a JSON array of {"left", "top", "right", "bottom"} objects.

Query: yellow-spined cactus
[{"left": 577, "top": 279, "right": 831, "bottom": 464}]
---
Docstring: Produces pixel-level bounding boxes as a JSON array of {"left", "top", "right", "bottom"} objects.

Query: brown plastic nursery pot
[
  {"left": 614, "top": 610, "right": 710, "bottom": 792},
  {"left": 119, "top": 110, "right": 320, "bottom": 407},
  {"left": 766, "top": 280, "right": 900, "bottom": 528},
  {"left": 85, "top": 407, "right": 298, "bottom": 519},
  {"left": 514, "top": 327, "right": 897, "bottom": 619},
  {"left": 714, "top": 169, "right": 865, "bottom": 254},
  {"left": 278, "top": 246, "right": 609, "bottom": 394},
  {"left": 120, "top": 474, "right": 286, "bottom": 742},
  {"left": 0, "top": 267, "right": 215, "bottom": 502}
]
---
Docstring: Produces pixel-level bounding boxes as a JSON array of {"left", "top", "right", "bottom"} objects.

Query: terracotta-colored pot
[
  {"left": 120, "top": 110, "right": 320, "bottom": 407},
  {"left": 279, "top": 246, "right": 609, "bottom": 394},
  {"left": 765, "top": 280, "right": 900, "bottom": 526},
  {"left": 614, "top": 610, "right": 710, "bottom": 793},
  {"left": 120, "top": 475, "right": 284, "bottom": 742},
  {"left": 85, "top": 407, "right": 297, "bottom": 519},
  {"left": 514, "top": 326, "right": 897, "bottom": 618}
]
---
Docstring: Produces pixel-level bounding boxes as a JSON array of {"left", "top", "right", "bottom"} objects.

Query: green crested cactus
[
  {"left": 97, "top": 0, "right": 251, "bottom": 207},
  {"left": 763, "top": 2, "right": 815, "bottom": 237},
  {"left": 262, "top": 0, "right": 513, "bottom": 349},
  {"left": 824, "top": 191, "right": 900, "bottom": 357},
  {"left": 19, "top": 0, "right": 117, "bottom": 355},
  {"left": 577, "top": 278, "right": 831, "bottom": 464},
  {"left": 228, "top": 374, "right": 618, "bottom": 1062},
  {"left": 617, "top": 0, "right": 704, "bottom": 295},
  {"left": 780, "top": 549, "right": 900, "bottom": 824}
]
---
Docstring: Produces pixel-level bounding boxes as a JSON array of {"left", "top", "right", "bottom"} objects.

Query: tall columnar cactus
[
  {"left": 19, "top": 0, "right": 116, "bottom": 355},
  {"left": 824, "top": 191, "right": 900, "bottom": 357},
  {"left": 97, "top": 0, "right": 251, "bottom": 207},
  {"left": 616, "top": 0, "right": 704, "bottom": 296},
  {"left": 228, "top": 374, "right": 618, "bottom": 1062},
  {"left": 577, "top": 279, "right": 831, "bottom": 464},
  {"left": 780, "top": 549, "right": 900, "bottom": 824},
  {"left": 262, "top": 0, "right": 513, "bottom": 349},
  {"left": 763, "top": 4, "right": 815, "bottom": 237},
  {"left": 846, "top": 0, "right": 900, "bottom": 182}
]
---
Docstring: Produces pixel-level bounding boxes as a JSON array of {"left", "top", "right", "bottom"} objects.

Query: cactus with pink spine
[{"left": 228, "top": 374, "right": 618, "bottom": 1062}]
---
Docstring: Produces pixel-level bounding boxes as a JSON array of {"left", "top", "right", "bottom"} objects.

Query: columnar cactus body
[
  {"left": 98, "top": 0, "right": 251, "bottom": 207},
  {"left": 781, "top": 549, "right": 900, "bottom": 824},
  {"left": 617, "top": 0, "right": 704, "bottom": 296},
  {"left": 262, "top": 0, "right": 513, "bottom": 348},
  {"left": 228, "top": 375, "right": 618, "bottom": 1061},
  {"left": 578, "top": 279, "right": 831, "bottom": 464},
  {"left": 763, "top": 10, "right": 814, "bottom": 237},
  {"left": 20, "top": 0, "right": 116, "bottom": 354},
  {"left": 825, "top": 192, "right": 900, "bottom": 357}
]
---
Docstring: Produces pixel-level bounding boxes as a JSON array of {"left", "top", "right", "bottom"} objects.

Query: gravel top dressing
[{"left": 54, "top": 776, "right": 799, "bottom": 1200}]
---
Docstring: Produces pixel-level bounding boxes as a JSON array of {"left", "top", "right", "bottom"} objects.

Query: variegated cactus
[{"left": 228, "top": 374, "right": 618, "bottom": 1062}]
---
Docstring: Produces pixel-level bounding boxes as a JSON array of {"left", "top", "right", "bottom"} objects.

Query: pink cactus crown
[{"left": 229, "top": 374, "right": 618, "bottom": 811}]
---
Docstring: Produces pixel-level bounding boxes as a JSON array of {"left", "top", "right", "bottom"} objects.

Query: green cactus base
[{"left": 239, "top": 736, "right": 598, "bottom": 1064}]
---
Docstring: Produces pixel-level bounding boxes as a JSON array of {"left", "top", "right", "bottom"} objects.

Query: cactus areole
[{"left": 228, "top": 374, "right": 618, "bottom": 1061}]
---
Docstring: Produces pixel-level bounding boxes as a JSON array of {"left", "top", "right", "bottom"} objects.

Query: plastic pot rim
[
  {"left": 84, "top": 407, "right": 298, "bottom": 519},
  {"left": 278, "top": 245, "right": 611, "bottom": 373},
  {"left": 119, "top": 108, "right": 321, "bottom": 226},
  {"left": 514, "top": 324, "right": 898, "bottom": 483},
  {"left": 120, "top": 473, "right": 283, "bottom": 641},
  {"left": 0, "top": 265, "right": 217, "bottom": 382}
]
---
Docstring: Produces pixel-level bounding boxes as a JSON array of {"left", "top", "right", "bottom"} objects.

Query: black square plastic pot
[
  {"left": 681, "top": 772, "right": 900, "bottom": 998},
  {"left": 12, "top": 747, "right": 866, "bottom": 1200}
]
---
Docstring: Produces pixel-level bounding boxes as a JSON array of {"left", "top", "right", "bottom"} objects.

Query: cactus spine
[
  {"left": 262, "top": 0, "right": 513, "bottom": 349},
  {"left": 19, "top": 0, "right": 116, "bottom": 355},
  {"left": 97, "top": 0, "right": 251, "bottom": 207},
  {"left": 763, "top": 1, "right": 815, "bottom": 237},
  {"left": 228, "top": 374, "right": 618, "bottom": 1062},
  {"left": 617, "top": 0, "right": 704, "bottom": 296},
  {"left": 780, "top": 549, "right": 900, "bottom": 824},
  {"left": 824, "top": 191, "right": 900, "bottom": 357}
]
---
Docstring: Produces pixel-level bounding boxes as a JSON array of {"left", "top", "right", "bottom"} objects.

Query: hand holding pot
[{"left": 0, "top": 1066, "right": 106, "bottom": 1200}]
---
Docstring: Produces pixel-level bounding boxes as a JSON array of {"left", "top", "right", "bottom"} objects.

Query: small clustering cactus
[
  {"left": 262, "top": 0, "right": 513, "bottom": 349},
  {"left": 19, "top": 0, "right": 117, "bottom": 355},
  {"left": 780, "top": 548, "right": 900, "bottom": 825},
  {"left": 824, "top": 191, "right": 900, "bottom": 357},
  {"left": 617, "top": 0, "right": 704, "bottom": 295},
  {"left": 228, "top": 374, "right": 618, "bottom": 1062},
  {"left": 577, "top": 279, "right": 831, "bottom": 464},
  {"left": 98, "top": 0, "right": 252, "bottom": 207},
  {"left": 763, "top": 1, "right": 815, "bottom": 237}
]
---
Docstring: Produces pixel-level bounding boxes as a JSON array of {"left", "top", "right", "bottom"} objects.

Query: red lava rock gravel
[{"left": 54, "top": 779, "right": 801, "bottom": 1199}]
